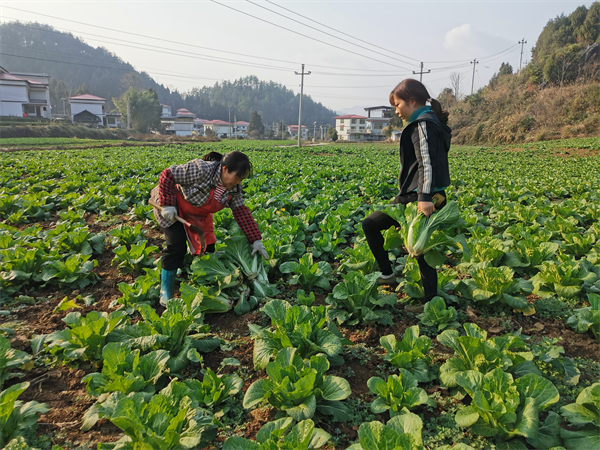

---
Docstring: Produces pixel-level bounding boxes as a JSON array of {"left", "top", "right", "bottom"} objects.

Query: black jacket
[{"left": 398, "top": 111, "right": 452, "bottom": 202}]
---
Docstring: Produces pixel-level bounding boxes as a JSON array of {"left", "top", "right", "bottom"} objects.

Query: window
[
  {"left": 107, "top": 118, "right": 116, "bottom": 125},
  {"left": 351, "top": 119, "right": 356, "bottom": 124},
  {"left": 339, "top": 119, "right": 344, "bottom": 124},
  {"left": 359, "top": 119, "right": 365, "bottom": 124},
  {"left": 340, "top": 125, "right": 344, "bottom": 131},
  {"left": 374, "top": 122, "right": 382, "bottom": 130}
]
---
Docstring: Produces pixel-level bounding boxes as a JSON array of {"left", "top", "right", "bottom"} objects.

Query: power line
[
  {"left": 247, "top": 0, "right": 415, "bottom": 68},
  {"left": 209, "top": 0, "right": 411, "bottom": 70},
  {"left": 2, "top": 5, "right": 400, "bottom": 72},
  {"left": 0, "top": 18, "right": 406, "bottom": 74},
  {"left": 264, "top": 0, "right": 421, "bottom": 63}
]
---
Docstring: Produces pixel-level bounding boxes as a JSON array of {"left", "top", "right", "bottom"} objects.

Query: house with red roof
[
  {"left": 204, "top": 119, "right": 231, "bottom": 137},
  {"left": 68, "top": 94, "right": 107, "bottom": 126},
  {"left": 0, "top": 66, "right": 51, "bottom": 119},
  {"left": 286, "top": 124, "right": 308, "bottom": 140},
  {"left": 334, "top": 106, "right": 392, "bottom": 141}
]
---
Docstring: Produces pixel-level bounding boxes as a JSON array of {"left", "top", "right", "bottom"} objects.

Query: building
[
  {"left": 193, "top": 118, "right": 207, "bottom": 135},
  {"left": 106, "top": 113, "right": 123, "bottom": 128},
  {"left": 0, "top": 66, "right": 51, "bottom": 118},
  {"left": 287, "top": 125, "right": 308, "bottom": 140},
  {"left": 173, "top": 108, "right": 195, "bottom": 136},
  {"left": 333, "top": 114, "right": 368, "bottom": 141},
  {"left": 204, "top": 119, "right": 232, "bottom": 137},
  {"left": 334, "top": 106, "right": 392, "bottom": 142},
  {"left": 68, "top": 94, "right": 106, "bottom": 126},
  {"left": 160, "top": 104, "right": 172, "bottom": 118},
  {"left": 234, "top": 121, "right": 249, "bottom": 138}
]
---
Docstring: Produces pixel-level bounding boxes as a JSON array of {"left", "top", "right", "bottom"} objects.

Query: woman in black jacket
[{"left": 363, "top": 79, "right": 452, "bottom": 307}]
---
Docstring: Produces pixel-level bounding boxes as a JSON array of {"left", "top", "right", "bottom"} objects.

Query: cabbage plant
[
  {"left": 347, "top": 412, "right": 423, "bottom": 450},
  {"left": 243, "top": 347, "right": 351, "bottom": 422},
  {"left": 560, "top": 382, "right": 600, "bottom": 449},
  {"left": 223, "top": 418, "right": 331, "bottom": 450}
]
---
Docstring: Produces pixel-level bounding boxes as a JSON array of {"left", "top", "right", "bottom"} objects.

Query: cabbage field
[{"left": 0, "top": 137, "right": 599, "bottom": 450}]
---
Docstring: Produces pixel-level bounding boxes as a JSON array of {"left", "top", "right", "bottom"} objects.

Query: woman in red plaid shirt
[{"left": 150, "top": 151, "right": 267, "bottom": 306}]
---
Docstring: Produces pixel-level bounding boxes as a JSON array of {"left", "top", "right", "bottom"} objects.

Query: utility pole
[
  {"left": 127, "top": 99, "right": 131, "bottom": 130},
  {"left": 228, "top": 106, "right": 231, "bottom": 139},
  {"left": 320, "top": 125, "right": 323, "bottom": 141},
  {"left": 313, "top": 121, "right": 317, "bottom": 142},
  {"left": 234, "top": 114, "right": 237, "bottom": 139},
  {"left": 470, "top": 59, "right": 479, "bottom": 95},
  {"left": 518, "top": 38, "right": 527, "bottom": 72},
  {"left": 295, "top": 64, "right": 311, "bottom": 147},
  {"left": 412, "top": 62, "right": 430, "bottom": 82}
]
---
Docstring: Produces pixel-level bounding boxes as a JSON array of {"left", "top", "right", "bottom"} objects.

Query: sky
[{"left": 0, "top": 0, "right": 593, "bottom": 114}]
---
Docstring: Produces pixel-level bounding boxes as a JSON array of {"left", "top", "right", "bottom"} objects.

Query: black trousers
[
  {"left": 161, "top": 221, "right": 215, "bottom": 271},
  {"left": 362, "top": 192, "right": 445, "bottom": 301}
]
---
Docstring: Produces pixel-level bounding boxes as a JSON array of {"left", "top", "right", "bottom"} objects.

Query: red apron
[{"left": 175, "top": 189, "right": 231, "bottom": 255}]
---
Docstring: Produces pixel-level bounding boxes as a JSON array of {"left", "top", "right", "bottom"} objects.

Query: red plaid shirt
[{"left": 151, "top": 159, "right": 261, "bottom": 243}]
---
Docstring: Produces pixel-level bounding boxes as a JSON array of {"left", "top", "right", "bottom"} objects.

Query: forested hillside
[
  {"left": 0, "top": 21, "right": 336, "bottom": 126},
  {"left": 441, "top": 2, "right": 600, "bottom": 145}
]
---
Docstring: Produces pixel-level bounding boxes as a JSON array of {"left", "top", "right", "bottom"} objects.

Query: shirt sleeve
[
  {"left": 158, "top": 168, "right": 177, "bottom": 206},
  {"left": 411, "top": 122, "right": 434, "bottom": 202},
  {"left": 232, "top": 205, "right": 262, "bottom": 244}
]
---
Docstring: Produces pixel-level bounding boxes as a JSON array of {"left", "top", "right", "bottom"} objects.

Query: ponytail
[
  {"left": 390, "top": 78, "right": 450, "bottom": 125},
  {"left": 429, "top": 98, "right": 449, "bottom": 125}
]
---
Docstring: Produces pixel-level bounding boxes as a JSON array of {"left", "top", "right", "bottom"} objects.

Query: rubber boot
[{"left": 159, "top": 268, "right": 177, "bottom": 307}]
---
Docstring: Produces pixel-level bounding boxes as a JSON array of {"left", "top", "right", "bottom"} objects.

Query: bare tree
[{"left": 449, "top": 72, "right": 463, "bottom": 101}]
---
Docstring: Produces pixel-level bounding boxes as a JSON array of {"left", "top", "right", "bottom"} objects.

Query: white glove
[
  {"left": 161, "top": 206, "right": 177, "bottom": 221},
  {"left": 251, "top": 240, "right": 268, "bottom": 260}
]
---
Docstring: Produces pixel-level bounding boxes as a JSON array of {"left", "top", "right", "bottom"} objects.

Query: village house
[
  {"left": 160, "top": 104, "right": 172, "bottom": 118},
  {"left": 203, "top": 119, "right": 231, "bottom": 138},
  {"left": 334, "top": 106, "right": 391, "bottom": 142},
  {"left": 333, "top": 114, "right": 368, "bottom": 141},
  {"left": 193, "top": 118, "right": 207, "bottom": 135},
  {"left": 234, "top": 120, "right": 249, "bottom": 138},
  {"left": 286, "top": 124, "right": 308, "bottom": 140},
  {"left": 172, "top": 108, "right": 195, "bottom": 136},
  {"left": 68, "top": 94, "right": 107, "bottom": 126},
  {"left": 0, "top": 66, "right": 51, "bottom": 119}
]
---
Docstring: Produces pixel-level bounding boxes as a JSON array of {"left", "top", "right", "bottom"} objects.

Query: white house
[
  {"left": 193, "top": 118, "right": 207, "bottom": 135},
  {"left": 287, "top": 125, "right": 308, "bottom": 140},
  {"left": 204, "top": 119, "right": 231, "bottom": 137},
  {"left": 161, "top": 104, "right": 172, "bottom": 118},
  {"left": 334, "top": 106, "right": 392, "bottom": 141},
  {"left": 334, "top": 114, "right": 368, "bottom": 141},
  {"left": 235, "top": 121, "right": 249, "bottom": 138},
  {"left": 106, "top": 113, "right": 123, "bottom": 129},
  {"left": 172, "top": 108, "right": 195, "bottom": 136},
  {"left": 68, "top": 94, "right": 106, "bottom": 126},
  {"left": 0, "top": 66, "right": 51, "bottom": 118}
]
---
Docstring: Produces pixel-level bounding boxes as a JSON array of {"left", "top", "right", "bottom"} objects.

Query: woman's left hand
[
  {"left": 418, "top": 201, "right": 435, "bottom": 217},
  {"left": 251, "top": 240, "right": 269, "bottom": 260}
]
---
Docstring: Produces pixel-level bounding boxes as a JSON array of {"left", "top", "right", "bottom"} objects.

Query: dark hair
[
  {"left": 222, "top": 151, "right": 252, "bottom": 178},
  {"left": 202, "top": 151, "right": 223, "bottom": 162},
  {"left": 389, "top": 78, "right": 449, "bottom": 125}
]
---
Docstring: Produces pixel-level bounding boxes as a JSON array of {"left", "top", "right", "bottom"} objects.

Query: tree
[
  {"left": 113, "top": 87, "right": 161, "bottom": 133},
  {"left": 265, "top": 128, "right": 275, "bottom": 139},
  {"left": 119, "top": 72, "right": 145, "bottom": 92},
  {"left": 49, "top": 78, "right": 70, "bottom": 115},
  {"left": 327, "top": 126, "right": 338, "bottom": 142},
  {"left": 449, "top": 72, "right": 463, "bottom": 101},
  {"left": 437, "top": 87, "right": 457, "bottom": 110},
  {"left": 248, "top": 110, "right": 264, "bottom": 138},
  {"left": 498, "top": 62, "right": 513, "bottom": 76},
  {"left": 579, "top": 2, "right": 600, "bottom": 43},
  {"left": 74, "top": 83, "right": 90, "bottom": 95}
]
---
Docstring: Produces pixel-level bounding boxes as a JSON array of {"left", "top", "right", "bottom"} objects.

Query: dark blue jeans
[{"left": 161, "top": 221, "right": 215, "bottom": 270}]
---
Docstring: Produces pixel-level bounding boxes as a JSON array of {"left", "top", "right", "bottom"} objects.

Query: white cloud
[{"left": 443, "top": 24, "right": 512, "bottom": 59}]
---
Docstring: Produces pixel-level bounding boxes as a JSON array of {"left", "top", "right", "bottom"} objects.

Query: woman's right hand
[{"left": 161, "top": 206, "right": 178, "bottom": 221}]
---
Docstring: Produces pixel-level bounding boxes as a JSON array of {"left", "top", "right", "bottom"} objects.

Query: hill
[
  {"left": 0, "top": 21, "right": 336, "bottom": 126},
  {"left": 441, "top": 2, "right": 600, "bottom": 145}
]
